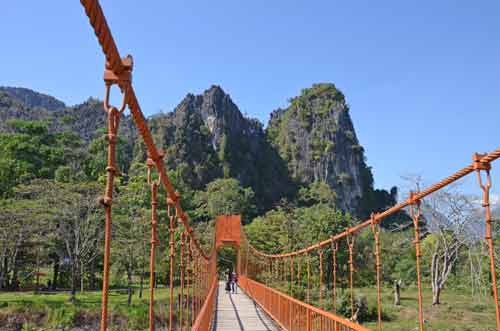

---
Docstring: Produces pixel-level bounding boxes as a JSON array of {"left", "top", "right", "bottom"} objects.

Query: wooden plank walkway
[{"left": 212, "top": 281, "right": 280, "bottom": 331}]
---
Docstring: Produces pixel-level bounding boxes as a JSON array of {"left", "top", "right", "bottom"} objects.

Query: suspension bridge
[{"left": 75, "top": 1, "right": 500, "bottom": 330}]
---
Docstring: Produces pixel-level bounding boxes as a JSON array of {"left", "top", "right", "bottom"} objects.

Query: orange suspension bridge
[{"left": 77, "top": 1, "right": 500, "bottom": 330}]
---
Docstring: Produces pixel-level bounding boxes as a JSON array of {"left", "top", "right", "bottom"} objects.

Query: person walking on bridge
[{"left": 231, "top": 270, "right": 238, "bottom": 294}]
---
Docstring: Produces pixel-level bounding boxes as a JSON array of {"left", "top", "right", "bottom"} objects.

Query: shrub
[
  {"left": 351, "top": 145, "right": 364, "bottom": 153},
  {"left": 344, "top": 130, "right": 355, "bottom": 141}
]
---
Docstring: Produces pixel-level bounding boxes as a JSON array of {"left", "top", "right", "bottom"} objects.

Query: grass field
[
  {"left": 0, "top": 285, "right": 497, "bottom": 330},
  {"left": 275, "top": 281, "right": 498, "bottom": 331},
  {"left": 0, "top": 287, "right": 184, "bottom": 331},
  {"left": 352, "top": 286, "right": 496, "bottom": 331}
]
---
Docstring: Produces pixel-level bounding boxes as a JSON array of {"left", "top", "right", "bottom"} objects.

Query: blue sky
[{"left": 1, "top": 1, "right": 498, "bottom": 196}]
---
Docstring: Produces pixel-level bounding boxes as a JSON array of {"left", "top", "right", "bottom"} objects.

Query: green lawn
[
  {"left": 0, "top": 286, "right": 186, "bottom": 331},
  {"left": 359, "top": 286, "right": 497, "bottom": 331},
  {"left": 272, "top": 281, "right": 498, "bottom": 331},
  {"left": 313, "top": 286, "right": 498, "bottom": 331}
]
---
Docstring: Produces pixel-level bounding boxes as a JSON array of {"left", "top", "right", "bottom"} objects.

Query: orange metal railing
[
  {"left": 192, "top": 275, "right": 218, "bottom": 331},
  {"left": 239, "top": 276, "right": 370, "bottom": 331}
]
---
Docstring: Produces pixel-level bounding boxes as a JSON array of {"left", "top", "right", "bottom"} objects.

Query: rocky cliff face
[
  {"left": 148, "top": 86, "right": 293, "bottom": 209},
  {"left": 267, "top": 83, "right": 371, "bottom": 214}
]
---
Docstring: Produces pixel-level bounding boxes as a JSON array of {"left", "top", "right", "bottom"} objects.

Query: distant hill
[{"left": 0, "top": 86, "right": 66, "bottom": 111}]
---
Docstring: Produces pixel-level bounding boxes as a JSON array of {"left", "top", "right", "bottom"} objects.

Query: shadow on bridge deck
[{"left": 212, "top": 282, "right": 280, "bottom": 331}]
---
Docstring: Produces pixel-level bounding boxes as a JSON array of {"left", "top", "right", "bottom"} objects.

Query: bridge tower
[{"left": 215, "top": 215, "right": 242, "bottom": 275}]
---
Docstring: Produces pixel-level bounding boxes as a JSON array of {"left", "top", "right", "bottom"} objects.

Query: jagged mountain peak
[
  {"left": 179, "top": 85, "right": 241, "bottom": 118},
  {"left": 145, "top": 85, "right": 292, "bottom": 210},
  {"left": 267, "top": 83, "right": 372, "bottom": 216}
]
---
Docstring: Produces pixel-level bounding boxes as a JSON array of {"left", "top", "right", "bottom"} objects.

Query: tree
[
  {"left": 0, "top": 199, "right": 48, "bottom": 290},
  {"left": 422, "top": 185, "right": 475, "bottom": 305},
  {"left": 245, "top": 208, "right": 289, "bottom": 254},
  {"left": 297, "top": 181, "right": 336, "bottom": 207},
  {"left": 15, "top": 179, "right": 103, "bottom": 301},
  {"left": 0, "top": 120, "right": 85, "bottom": 196},
  {"left": 244, "top": 201, "right": 352, "bottom": 290},
  {"left": 113, "top": 170, "right": 150, "bottom": 305},
  {"left": 83, "top": 128, "right": 132, "bottom": 180},
  {"left": 194, "top": 178, "right": 256, "bottom": 222}
]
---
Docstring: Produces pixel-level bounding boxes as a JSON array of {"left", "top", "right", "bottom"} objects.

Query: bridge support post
[
  {"left": 306, "top": 309, "right": 312, "bottom": 331},
  {"left": 474, "top": 154, "right": 500, "bottom": 331}
]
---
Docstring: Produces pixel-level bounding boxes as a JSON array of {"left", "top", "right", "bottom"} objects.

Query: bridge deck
[{"left": 213, "top": 281, "right": 280, "bottom": 331}]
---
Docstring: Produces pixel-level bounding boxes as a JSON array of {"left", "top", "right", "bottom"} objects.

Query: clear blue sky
[{"left": 1, "top": 1, "right": 498, "bottom": 196}]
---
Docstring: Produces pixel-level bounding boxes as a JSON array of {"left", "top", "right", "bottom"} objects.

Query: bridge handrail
[
  {"left": 192, "top": 276, "right": 218, "bottom": 331},
  {"left": 239, "top": 276, "right": 370, "bottom": 331}
]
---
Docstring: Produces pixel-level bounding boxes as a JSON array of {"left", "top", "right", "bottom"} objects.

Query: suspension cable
[
  {"left": 331, "top": 239, "right": 338, "bottom": 313},
  {"left": 409, "top": 193, "right": 424, "bottom": 331},
  {"left": 98, "top": 79, "right": 128, "bottom": 331},
  {"left": 167, "top": 201, "right": 176, "bottom": 331},
  {"left": 474, "top": 153, "right": 500, "bottom": 330},
  {"left": 307, "top": 254, "right": 311, "bottom": 304},
  {"left": 179, "top": 231, "right": 185, "bottom": 331},
  {"left": 370, "top": 213, "right": 382, "bottom": 331},
  {"left": 147, "top": 160, "right": 160, "bottom": 331},
  {"left": 319, "top": 249, "right": 324, "bottom": 308},
  {"left": 346, "top": 230, "right": 355, "bottom": 318}
]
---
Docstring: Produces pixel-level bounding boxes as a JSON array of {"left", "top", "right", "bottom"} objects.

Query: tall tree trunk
[
  {"left": 139, "top": 270, "right": 144, "bottom": 299},
  {"left": 11, "top": 267, "right": 19, "bottom": 290},
  {"left": 394, "top": 280, "right": 401, "bottom": 305},
  {"left": 52, "top": 259, "right": 59, "bottom": 290},
  {"left": 432, "top": 286, "right": 441, "bottom": 305},
  {"left": 80, "top": 260, "right": 84, "bottom": 293},
  {"left": 127, "top": 265, "right": 133, "bottom": 305},
  {"left": 70, "top": 261, "right": 77, "bottom": 302},
  {"left": 0, "top": 256, "right": 7, "bottom": 290},
  {"left": 89, "top": 259, "right": 96, "bottom": 290}
]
